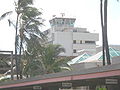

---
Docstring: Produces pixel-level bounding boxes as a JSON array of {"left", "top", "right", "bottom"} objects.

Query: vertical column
[{"left": 11, "top": 51, "right": 14, "bottom": 80}]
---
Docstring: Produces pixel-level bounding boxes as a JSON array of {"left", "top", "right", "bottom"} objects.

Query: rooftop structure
[
  {"left": 68, "top": 47, "right": 120, "bottom": 68},
  {"left": 82, "top": 47, "right": 120, "bottom": 63},
  {"left": 67, "top": 53, "right": 91, "bottom": 65},
  {"left": 49, "top": 17, "right": 76, "bottom": 28}
]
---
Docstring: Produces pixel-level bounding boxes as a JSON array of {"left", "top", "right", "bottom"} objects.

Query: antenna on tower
[
  {"left": 60, "top": 13, "right": 65, "bottom": 17},
  {"left": 52, "top": 15, "right": 56, "bottom": 18}
]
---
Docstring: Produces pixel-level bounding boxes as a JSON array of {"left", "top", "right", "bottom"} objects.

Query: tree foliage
[
  {"left": 22, "top": 40, "right": 70, "bottom": 77},
  {"left": 0, "top": 0, "right": 45, "bottom": 79}
]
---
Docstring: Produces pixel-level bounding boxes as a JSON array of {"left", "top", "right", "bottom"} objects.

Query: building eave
[{"left": 0, "top": 63, "right": 120, "bottom": 89}]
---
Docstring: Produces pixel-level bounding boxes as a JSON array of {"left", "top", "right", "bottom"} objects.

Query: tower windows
[
  {"left": 73, "top": 40, "right": 76, "bottom": 44},
  {"left": 73, "top": 49, "right": 76, "bottom": 53},
  {"left": 85, "top": 41, "right": 95, "bottom": 44},
  {"left": 80, "top": 40, "right": 82, "bottom": 44}
]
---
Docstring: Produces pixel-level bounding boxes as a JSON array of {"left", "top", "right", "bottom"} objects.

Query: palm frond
[
  {"left": 18, "top": 0, "right": 33, "bottom": 7},
  {"left": 60, "top": 67, "right": 72, "bottom": 71},
  {"left": 0, "top": 11, "right": 12, "bottom": 21},
  {"left": 7, "top": 19, "right": 16, "bottom": 28},
  {"left": 22, "top": 6, "right": 42, "bottom": 19}
]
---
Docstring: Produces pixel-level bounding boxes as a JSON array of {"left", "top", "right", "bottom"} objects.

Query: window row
[{"left": 73, "top": 40, "right": 95, "bottom": 44}]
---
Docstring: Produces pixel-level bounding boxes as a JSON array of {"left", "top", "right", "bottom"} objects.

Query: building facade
[{"left": 44, "top": 17, "right": 99, "bottom": 56}]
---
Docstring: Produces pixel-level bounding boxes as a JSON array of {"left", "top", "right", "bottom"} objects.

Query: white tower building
[{"left": 44, "top": 17, "right": 99, "bottom": 56}]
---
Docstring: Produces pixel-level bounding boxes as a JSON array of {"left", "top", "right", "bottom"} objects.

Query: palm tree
[
  {"left": 18, "top": 6, "right": 45, "bottom": 79},
  {"left": 22, "top": 37, "right": 70, "bottom": 77},
  {"left": 0, "top": 0, "right": 33, "bottom": 79},
  {"left": 100, "top": 0, "right": 119, "bottom": 65},
  {"left": 0, "top": 0, "right": 44, "bottom": 79},
  {"left": 100, "top": 0, "right": 105, "bottom": 65},
  {"left": 103, "top": 0, "right": 111, "bottom": 65},
  {"left": 40, "top": 44, "right": 70, "bottom": 74}
]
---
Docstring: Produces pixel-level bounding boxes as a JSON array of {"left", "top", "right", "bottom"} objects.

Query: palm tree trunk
[
  {"left": 100, "top": 0, "right": 105, "bottom": 66},
  {"left": 40, "top": 58, "right": 47, "bottom": 74},
  {"left": 104, "top": 0, "right": 111, "bottom": 65},
  {"left": 19, "top": 38, "right": 23, "bottom": 79},
  {"left": 15, "top": 14, "right": 20, "bottom": 79}
]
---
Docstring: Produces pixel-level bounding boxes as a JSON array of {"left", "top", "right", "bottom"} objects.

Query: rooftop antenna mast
[{"left": 60, "top": 13, "right": 65, "bottom": 17}]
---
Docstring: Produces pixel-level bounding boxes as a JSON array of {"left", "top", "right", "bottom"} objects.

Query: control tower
[{"left": 44, "top": 16, "right": 99, "bottom": 56}]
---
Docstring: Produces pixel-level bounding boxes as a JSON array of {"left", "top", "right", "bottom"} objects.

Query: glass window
[
  {"left": 73, "top": 40, "right": 76, "bottom": 44},
  {"left": 80, "top": 40, "right": 82, "bottom": 44},
  {"left": 85, "top": 41, "right": 95, "bottom": 44},
  {"left": 73, "top": 49, "right": 76, "bottom": 53},
  {"left": 73, "top": 29, "right": 77, "bottom": 32}
]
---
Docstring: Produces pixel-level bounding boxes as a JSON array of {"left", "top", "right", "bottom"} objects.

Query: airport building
[{"left": 44, "top": 17, "right": 99, "bottom": 56}]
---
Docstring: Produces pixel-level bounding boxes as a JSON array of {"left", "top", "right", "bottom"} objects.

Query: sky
[{"left": 0, "top": 0, "right": 120, "bottom": 51}]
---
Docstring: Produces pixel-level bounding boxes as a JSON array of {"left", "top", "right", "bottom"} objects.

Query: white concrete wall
[
  {"left": 73, "top": 33, "right": 99, "bottom": 41},
  {"left": 52, "top": 31, "right": 99, "bottom": 56},
  {"left": 73, "top": 44, "right": 96, "bottom": 50},
  {"left": 53, "top": 32, "right": 73, "bottom": 56}
]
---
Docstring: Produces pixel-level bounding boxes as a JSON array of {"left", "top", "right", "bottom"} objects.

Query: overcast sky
[{"left": 0, "top": 0, "right": 120, "bottom": 51}]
